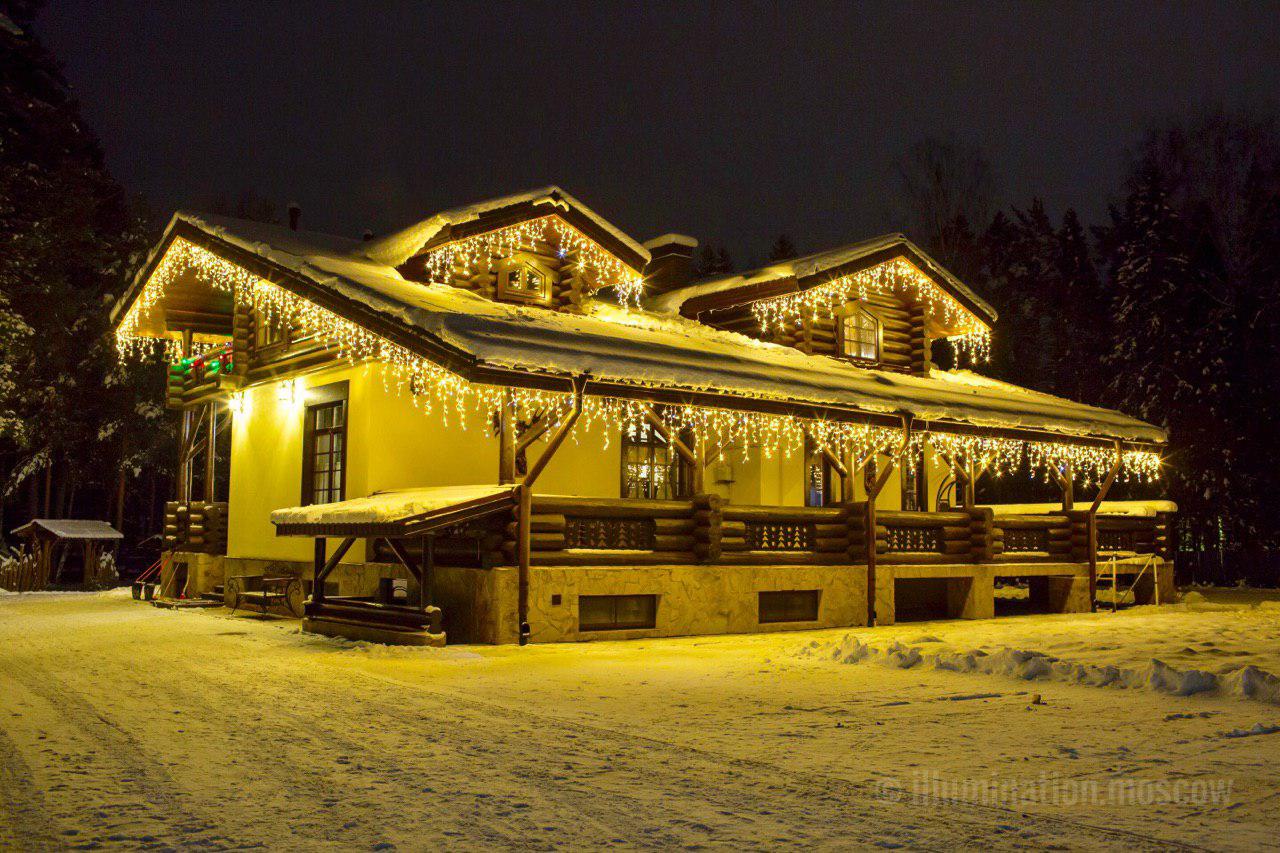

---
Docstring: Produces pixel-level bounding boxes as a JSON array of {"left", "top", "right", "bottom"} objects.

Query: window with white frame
[{"left": 838, "top": 304, "right": 880, "bottom": 362}]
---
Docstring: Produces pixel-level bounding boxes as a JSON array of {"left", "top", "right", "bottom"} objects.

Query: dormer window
[
  {"left": 497, "top": 255, "right": 554, "bottom": 305},
  {"left": 837, "top": 304, "right": 880, "bottom": 362}
]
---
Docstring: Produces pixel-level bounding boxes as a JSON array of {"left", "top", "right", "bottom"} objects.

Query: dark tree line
[
  {"left": 900, "top": 120, "right": 1280, "bottom": 582},
  {"left": 1, "top": 2, "right": 173, "bottom": 563}
]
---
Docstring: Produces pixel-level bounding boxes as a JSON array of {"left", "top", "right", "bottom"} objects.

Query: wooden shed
[{"left": 11, "top": 519, "right": 124, "bottom": 589}]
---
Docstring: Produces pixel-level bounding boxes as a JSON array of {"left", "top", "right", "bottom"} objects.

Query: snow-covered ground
[{"left": 1, "top": 589, "right": 1278, "bottom": 850}]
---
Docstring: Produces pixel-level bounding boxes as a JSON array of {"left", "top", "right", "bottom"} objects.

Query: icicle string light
[
  {"left": 750, "top": 257, "right": 992, "bottom": 363},
  {"left": 420, "top": 214, "right": 644, "bottom": 308},
  {"left": 928, "top": 433, "right": 1161, "bottom": 487},
  {"left": 116, "top": 238, "right": 1159, "bottom": 480}
]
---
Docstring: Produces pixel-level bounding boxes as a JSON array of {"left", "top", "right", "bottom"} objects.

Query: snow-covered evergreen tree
[{"left": 0, "top": 2, "right": 169, "bottom": 533}]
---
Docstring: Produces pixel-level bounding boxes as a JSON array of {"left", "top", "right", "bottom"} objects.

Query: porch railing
[{"left": 493, "top": 495, "right": 1172, "bottom": 569}]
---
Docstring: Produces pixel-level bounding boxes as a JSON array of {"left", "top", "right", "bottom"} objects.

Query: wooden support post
[
  {"left": 204, "top": 402, "right": 217, "bottom": 501},
  {"left": 692, "top": 433, "right": 707, "bottom": 495},
  {"left": 516, "top": 483, "right": 532, "bottom": 644},
  {"left": 312, "top": 536, "right": 356, "bottom": 600},
  {"left": 176, "top": 410, "right": 191, "bottom": 502},
  {"left": 641, "top": 406, "right": 696, "bottom": 465},
  {"left": 312, "top": 538, "right": 327, "bottom": 603},
  {"left": 860, "top": 416, "right": 911, "bottom": 625},
  {"left": 1085, "top": 442, "right": 1124, "bottom": 612},
  {"left": 387, "top": 537, "right": 427, "bottom": 608},
  {"left": 424, "top": 534, "right": 435, "bottom": 609},
  {"left": 498, "top": 389, "right": 516, "bottom": 485},
  {"left": 864, "top": 496, "right": 878, "bottom": 625},
  {"left": 522, "top": 378, "right": 585, "bottom": 489},
  {"left": 819, "top": 445, "right": 851, "bottom": 502},
  {"left": 517, "top": 376, "right": 586, "bottom": 644}
]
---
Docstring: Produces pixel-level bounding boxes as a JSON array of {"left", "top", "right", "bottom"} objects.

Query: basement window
[
  {"left": 758, "top": 590, "right": 820, "bottom": 624},
  {"left": 579, "top": 594, "right": 657, "bottom": 631}
]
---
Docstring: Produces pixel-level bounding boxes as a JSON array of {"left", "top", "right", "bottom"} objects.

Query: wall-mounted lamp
[{"left": 277, "top": 378, "right": 305, "bottom": 407}]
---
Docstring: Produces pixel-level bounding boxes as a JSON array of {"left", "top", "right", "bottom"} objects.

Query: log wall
[{"left": 768, "top": 292, "right": 926, "bottom": 374}]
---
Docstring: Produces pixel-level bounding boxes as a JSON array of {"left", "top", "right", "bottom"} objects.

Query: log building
[{"left": 112, "top": 187, "right": 1172, "bottom": 644}]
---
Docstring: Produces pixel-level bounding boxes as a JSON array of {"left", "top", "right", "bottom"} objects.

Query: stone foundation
[
  {"left": 525, "top": 564, "right": 868, "bottom": 643},
  {"left": 175, "top": 553, "right": 1176, "bottom": 644}
]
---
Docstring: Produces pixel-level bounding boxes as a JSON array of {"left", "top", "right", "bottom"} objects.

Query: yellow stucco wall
[
  {"left": 228, "top": 366, "right": 622, "bottom": 562},
  {"left": 227, "top": 365, "right": 955, "bottom": 564}
]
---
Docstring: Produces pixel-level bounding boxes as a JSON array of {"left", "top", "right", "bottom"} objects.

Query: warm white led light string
[
  {"left": 419, "top": 214, "right": 645, "bottom": 308},
  {"left": 116, "top": 238, "right": 1158, "bottom": 481},
  {"left": 929, "top": 433, "right": 1161, "bottom": 487},
  {"left": 750, "top": 258, "right": 992, "bottom": 363}
]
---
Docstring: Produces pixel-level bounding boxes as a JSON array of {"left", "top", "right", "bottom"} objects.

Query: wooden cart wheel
[
  {"left": 224, "top": 576, "right": 242, "bottom": 610},
  {"left": 284, "top": 578, "right": 305, "bottom": 617}
]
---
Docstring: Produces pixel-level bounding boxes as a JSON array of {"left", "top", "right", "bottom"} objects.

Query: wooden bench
[{"left": 225, "top": 575, "right": 305, "bottom": 618}]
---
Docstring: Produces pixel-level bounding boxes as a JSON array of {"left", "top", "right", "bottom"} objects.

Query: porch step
[{"left": 199, "top": 584, "right": 226, "bottom": 604}]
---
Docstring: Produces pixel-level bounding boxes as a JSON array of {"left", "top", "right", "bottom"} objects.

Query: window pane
[
  {"left": 313, "top": 472, "right": 330, "bottom": 494},
  {"left": 315, "top": 407, "right": 332, "bottom": 430},
  {"left": 332, "top": 401, "right": 345, "bottom": 425},
  {"left": 316, "top": 433, "right": 331, "bottom": 454}
]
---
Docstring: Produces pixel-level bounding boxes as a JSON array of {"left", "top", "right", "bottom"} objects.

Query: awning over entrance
[{"left": 271, "top": 485, "right": 516, "bottom": 538}]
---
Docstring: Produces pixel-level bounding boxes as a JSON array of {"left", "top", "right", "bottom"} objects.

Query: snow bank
[{"left": 804, "top": 636, "right": 1280, "bottom": 706}]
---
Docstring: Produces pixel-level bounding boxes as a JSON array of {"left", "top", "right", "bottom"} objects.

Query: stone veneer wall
[{"left": 526, "top": 564, "right": 869, "bottom": 643}]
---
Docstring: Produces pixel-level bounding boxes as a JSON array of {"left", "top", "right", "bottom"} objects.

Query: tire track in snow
[
  {"left": 191, "top": 644, "right": 701, "bottom": 849},
  {"left": 0, "top": 674, "right": 64, "bottom": 850},
  {"left": 151, "top": 649, "right": 583, "bottom": 850},
  {"left": 2, "top": 653, "right": 252, "bottom": 850},
  {"left": 341, "top": 664, "right": 1207, "bottom": 851}
]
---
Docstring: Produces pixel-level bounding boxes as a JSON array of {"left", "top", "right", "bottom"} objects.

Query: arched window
[{"left": 838, "top": 304, "right": 880, "bottom": 362}]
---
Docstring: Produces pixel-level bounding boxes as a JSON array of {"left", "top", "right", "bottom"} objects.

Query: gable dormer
[
  {"left": 376, "top": 187, "right": 649, "bottom": 315},
  {"left": 494, "top": 252, "right": 555, "bottom": 306},
  {"left": 652, "top": 235, "right": 996, "bottom": 376}
]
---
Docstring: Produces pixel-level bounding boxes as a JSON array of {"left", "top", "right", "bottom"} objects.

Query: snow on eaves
[
  {"left": 166, "top": 214, "right": 1165, "bottom": 445},
  {"left": 648, "top": 233, "right": 997, "bottom": 323},
  {"left": 360, "top": 186, "right": 651, "bottom": 268}
]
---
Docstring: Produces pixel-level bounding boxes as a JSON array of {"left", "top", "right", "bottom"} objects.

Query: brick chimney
[{"left": 642, "top": 234, "right": 698, "bottom": 296}]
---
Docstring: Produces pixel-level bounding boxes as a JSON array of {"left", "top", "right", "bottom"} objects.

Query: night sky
[{"left": 35, "top": 0, "right": 1280, "bottom": 263}]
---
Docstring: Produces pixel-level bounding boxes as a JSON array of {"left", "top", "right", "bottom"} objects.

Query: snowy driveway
[{"left": 1, "top": 590, "right": 1276, "bottom": 850}]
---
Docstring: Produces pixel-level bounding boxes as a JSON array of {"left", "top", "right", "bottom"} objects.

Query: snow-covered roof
[
  {"left": 120, "top": 212, "right": 1166, "bottom": 447},
  {"left": 12, "top": 519, "right": 124, "bottom": 540},
  {"left": 272, "top": 485, "right": 514, "bottom": 528},
  {"left": 361, "top": 185, "right": 651, "bottom": 269},
  {"left": 649, "top": 233, "right": 997, "bottom": 323}
]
